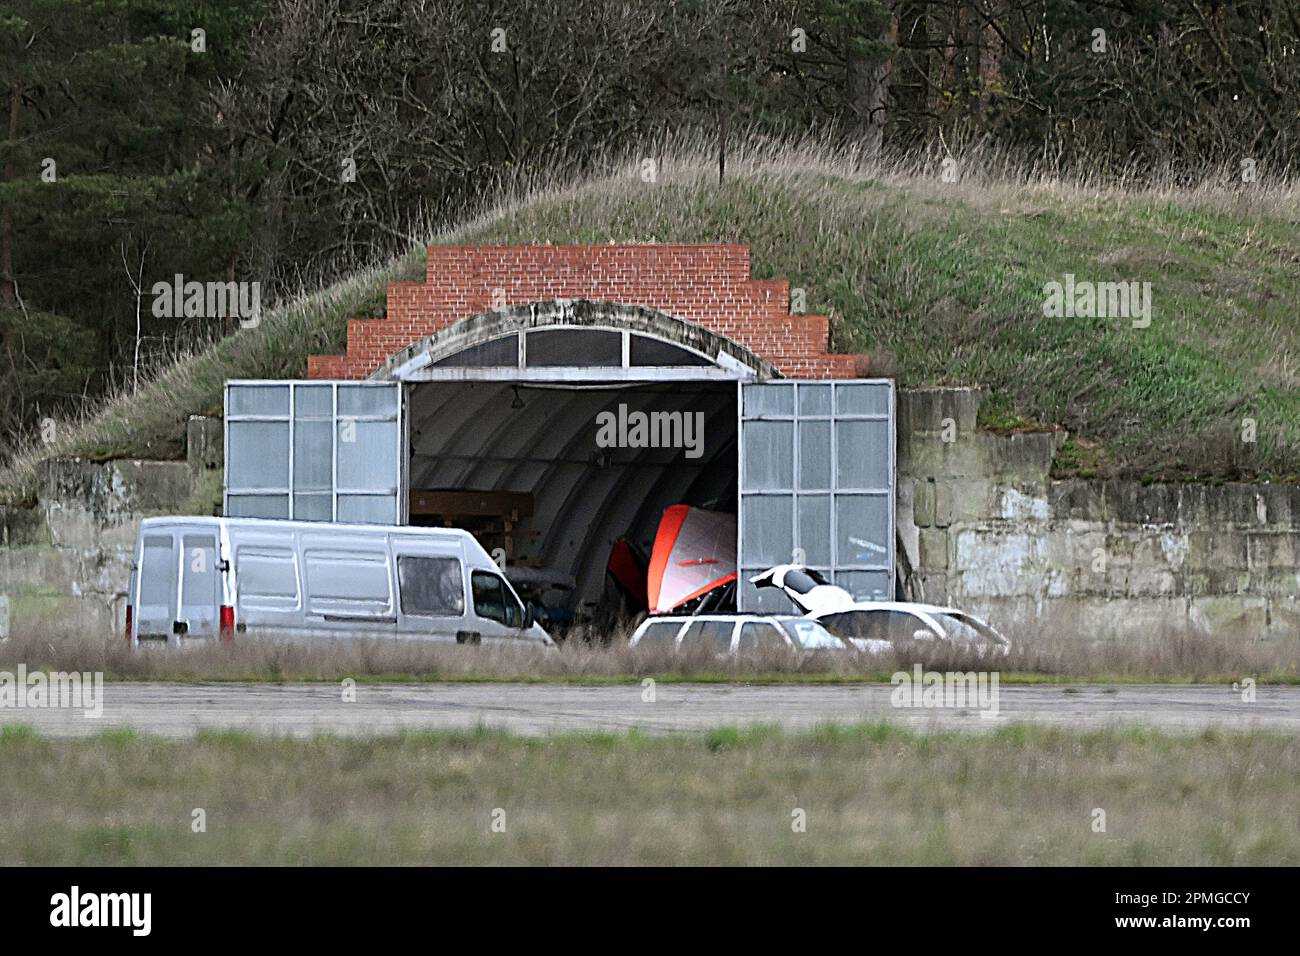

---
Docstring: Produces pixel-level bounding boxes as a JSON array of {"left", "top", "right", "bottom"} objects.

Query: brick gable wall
[{"left": 306, "top": 243, "right": 868, "bottom": 379}]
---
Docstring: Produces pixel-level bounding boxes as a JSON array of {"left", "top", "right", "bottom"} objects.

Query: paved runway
[{"left": 3, "top": 681, "right": 1298, "bottom": 737}]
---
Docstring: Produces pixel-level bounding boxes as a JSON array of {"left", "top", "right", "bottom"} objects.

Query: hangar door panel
[
  {"left": 738, "top": 380, "right": 894, "bottom": 611},
  {"left": 225, "top": 381, "right": 404, "bottom": 524}
]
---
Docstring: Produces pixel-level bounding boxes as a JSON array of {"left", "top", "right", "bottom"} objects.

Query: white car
[
  {"left": 750, "top": 566, "right": 1009, "bottom": 653},
  {"left": 629, "top": 613, "right": 851, "bottom": 656}
]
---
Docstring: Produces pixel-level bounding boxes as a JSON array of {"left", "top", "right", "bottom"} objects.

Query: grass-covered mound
[{"left": 3, "top": 139, "right": 1296, "bottom": 503}]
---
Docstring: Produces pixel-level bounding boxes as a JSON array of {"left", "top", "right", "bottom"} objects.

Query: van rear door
[
  {"left": 178, "top": 531, "right": 222, "bottom": 638},
  {"left": 136, "top": 532, "right": 178, "bottom": 640}
]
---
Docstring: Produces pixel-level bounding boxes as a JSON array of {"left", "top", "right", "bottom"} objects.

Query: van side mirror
[{"left": 523, "top": 604, "right": 535, "bottom": 629}]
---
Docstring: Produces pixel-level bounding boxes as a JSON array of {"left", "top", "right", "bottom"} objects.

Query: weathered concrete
[
  {"left": 0, "top": 421, "right": 223, "bottom": 638},
  {"left": 897, "top": 389, "right": 1300, "bottom": 639},
  {"left": 186, "top": 414, "right": 224, "bottom": 483},
  {"left": 0, "top": 502, "right": 46, "bottom": 549}
]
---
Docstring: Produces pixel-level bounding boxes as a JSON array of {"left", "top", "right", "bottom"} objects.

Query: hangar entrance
[
  {"left": 405, "top": 379, "right": 738, "bottom": 621},
  {"left": 225, "top": 307, "right": 895, "bottom": 626}
]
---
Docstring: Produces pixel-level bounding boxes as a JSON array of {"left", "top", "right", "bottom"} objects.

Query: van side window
[
  {"left": 237, "top": 547, "right": 300, "bottom": 609},
  {"left": 305, "top": 549, "right": 392, "bottom": 615},
  {"left": 398, "top": 557, "right": 465, "bottom": 616},
  {"left": 471, "top": 571, "right": 522, "bottom": 628}
]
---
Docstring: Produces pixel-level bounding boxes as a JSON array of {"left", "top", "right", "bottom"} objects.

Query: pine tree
[{"left": 0, "top": 0, "right": 259, "bottom": 452}]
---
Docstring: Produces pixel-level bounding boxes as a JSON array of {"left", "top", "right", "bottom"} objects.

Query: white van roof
[{"left": 137, "top": 516, "right": 489, "bottom": 552}]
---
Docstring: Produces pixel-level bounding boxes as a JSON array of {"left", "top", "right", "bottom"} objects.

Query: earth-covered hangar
[{"left": 223, "top": 244, "right": 895, "bottom": 619}]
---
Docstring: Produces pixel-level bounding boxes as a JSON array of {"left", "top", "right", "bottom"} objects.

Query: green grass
[
  {"left": 2, "top": 139, "right": 1297, "bottom": 502},
  {"left": 1, "top": 722, "right": 1295, "bottom": 864}
]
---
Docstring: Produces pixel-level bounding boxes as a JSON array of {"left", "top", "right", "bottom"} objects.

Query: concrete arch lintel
[{"left": 369, "top": 300, "right": 781, "bottom": 382}]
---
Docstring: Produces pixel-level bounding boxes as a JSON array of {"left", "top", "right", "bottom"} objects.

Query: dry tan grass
[
  {"left": 3, "top": 617, "right": 1296, "bottom": 683},
  {"left": 625, "top": 130, "right": 1300, "bottom": 219},
  {"left": 0, "top": 721, "right": 1295, "bottom": 864}
]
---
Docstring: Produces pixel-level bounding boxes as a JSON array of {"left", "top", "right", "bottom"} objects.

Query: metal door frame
[
  {"left": 736, "top": 379, "right": 895, "bottom": 610},
  {"left": 224, "top": 380, "right": 405, "bottom": 523}
]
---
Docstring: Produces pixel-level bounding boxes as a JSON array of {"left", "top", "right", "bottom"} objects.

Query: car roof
[
  {"left": 816, "top": 601, "right": 967, "bottom": 616},
  {"left": 638, "top": 614, "right": 798, "bottom": 627},
  {"left": 633, "top": 617, "right": 833, "bottom": 644}
]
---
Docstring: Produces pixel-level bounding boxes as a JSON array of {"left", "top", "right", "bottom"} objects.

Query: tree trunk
[
  {"left": 844, "top": 16, "right": 897, "bottom": 161},
  {"left": 890, "top": 4, "right": 931, "bottom": 133},
  {"left": 1, "top": 84, "right": 21, "bottom": 309},
  {"left": 718, "top": 108, "right": 728, "bottom": 183}
]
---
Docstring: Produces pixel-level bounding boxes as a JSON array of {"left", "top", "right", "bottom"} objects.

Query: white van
[{"left": 125, "top": 517, "right": 552, "bottom": 647}]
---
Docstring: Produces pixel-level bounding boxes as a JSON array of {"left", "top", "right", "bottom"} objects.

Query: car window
[
  {"left": 679, "top": 620, "right": 734, "bottom": 654},
  {"left": 881, "top": 611, "right": 932, "bottom": 641},
  {"left": 472, "top": 570, "right": 522, "bottom": 627},
  {"left": 785, "top": 619, "right": 846, "bottom": 649},
  {"left": 398, "top": 556, "right": 465, "bottom": 616},
  {"left": 820, "top": 610, "right": 881, "bottom": 640},
  {"left": 737, "top": 622, "right": 787, "bottom": 653},
  {"left": 636, "top": 620, "right": 684, "bottom": 648},
  {"left": 931, "top": 612, "right": 1004, "bottom": 644},
  {"left": 820, "top": 610, "right": 932, "bottom": 642}
]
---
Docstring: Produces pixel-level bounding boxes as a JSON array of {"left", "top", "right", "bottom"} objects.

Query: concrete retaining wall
[
  {"left": 898, "top": 388, "right": 1300, "bottom": 638},
  {"left": 0, "top": 417, "right": 222, "bottom": 638}
]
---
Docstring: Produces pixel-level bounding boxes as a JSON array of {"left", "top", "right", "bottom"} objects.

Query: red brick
[{"left": 309, "top": 244, "right": 868, "bottom": 380}]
